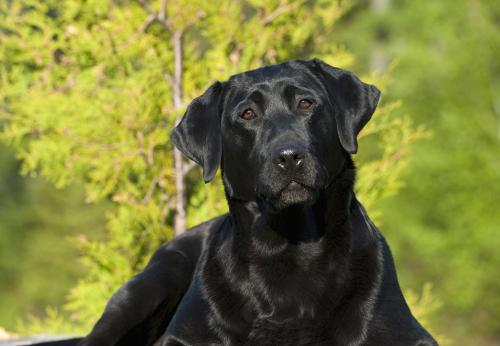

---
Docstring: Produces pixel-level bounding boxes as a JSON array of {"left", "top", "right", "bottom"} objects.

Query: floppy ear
[
  {"left": 170, "top": 82, "right": 225, "bottom": 183},
  {"left": 311, "top": 59, "right": 381, "bottom": 154}
]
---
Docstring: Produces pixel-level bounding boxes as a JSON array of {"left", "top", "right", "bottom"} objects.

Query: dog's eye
[
  {"left": 297, "top": 99, "right": 313, "bottom": 110},
  {"left": 240, "top": 108, "right": 257, "bottom": 120}
]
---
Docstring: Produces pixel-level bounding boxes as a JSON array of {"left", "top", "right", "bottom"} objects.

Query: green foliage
[
  {"left": 336, "top": 0, "right": 500, "bottom": 340},
  {"left": 1, "top": 0, "right": 431, "bottom": 336},
  {"left": 0, "top": 146, "right": 106, "bottom": 331},
  {"left": 16, "top": 307, "right": 85, "bottom": 336},
  {"left": 405, "top": 284, "right": 449, "bottom": 346},
  {"left": 355, "top": 71, "right": 429, "bottom": 221}
]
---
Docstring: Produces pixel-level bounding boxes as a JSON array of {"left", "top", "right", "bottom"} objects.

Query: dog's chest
[
  {"left": 207, "top": 266, "right": 341, "bottom": 345},
  {"left": 164, "top": 294, "right": 335, "bottom": 346},
  {"left": 244, "top": 317, "right": 333, "bottom": 346}
]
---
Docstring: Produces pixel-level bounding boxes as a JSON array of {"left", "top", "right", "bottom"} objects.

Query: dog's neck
[
  {"left": 212, "top": 163, "right": 379, "bottom": 322},
  {"left": 225, "top": 163, "right": 357, "bottom": 255}
]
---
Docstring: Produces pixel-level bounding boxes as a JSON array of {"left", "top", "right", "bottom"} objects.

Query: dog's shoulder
[{"left": 149, "top": 214, "right": 229, "bottom": 267}]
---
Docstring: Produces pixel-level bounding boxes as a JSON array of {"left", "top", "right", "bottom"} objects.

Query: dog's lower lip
[
  {"left": 274, "top": 181, "right": 314, "bottom": 196},
  {"left": 279, "top": 181, "right": 303, "bottom": 193},
  {"left": 288, "top": 180, "right": 311, "bottom": 190}
]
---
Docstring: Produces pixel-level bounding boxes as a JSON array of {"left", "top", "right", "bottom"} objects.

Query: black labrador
[{"left": 78, "top": 59, "right": 437, "bottom": 346}]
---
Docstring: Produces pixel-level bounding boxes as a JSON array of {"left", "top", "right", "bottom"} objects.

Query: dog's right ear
[
  {"left": 309, "top": 59, "right": 381, "bottom": 154},
  {"left": 170, "top": 82, "right": 225, "bottom": 183}
]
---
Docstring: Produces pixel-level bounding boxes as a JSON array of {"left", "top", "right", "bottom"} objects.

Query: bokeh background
[{"left": 0, "top": 0, "right": 499, "bottom": 344}]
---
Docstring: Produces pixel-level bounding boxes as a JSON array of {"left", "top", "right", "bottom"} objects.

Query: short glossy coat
[{"left": 79, "top": 59, "right": 437, "bottom": 346}]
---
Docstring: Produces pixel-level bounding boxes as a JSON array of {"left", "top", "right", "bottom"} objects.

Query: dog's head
[{"left": 171, "top": 59, "right": 380, "bottom": 212}]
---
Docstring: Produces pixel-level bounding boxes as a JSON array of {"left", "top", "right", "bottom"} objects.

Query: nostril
[
  {"left": 274, "top": 148, "right": 305, "bottom": 169},
  {"left": 278, "top": 155, "right": 287, "bottom": 168},
  {"left": 292, "top": 152, "right": 304, "bottom": 166}
]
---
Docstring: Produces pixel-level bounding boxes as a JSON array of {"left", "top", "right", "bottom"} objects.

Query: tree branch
[
  {"left": 140, "top": 13, "right": 157, "bottom": 32},
  {"left": 142, "top": 176, "right": 159, "bottom": 204},
  {"left": 136, "top": 130, "right": 154, "bottom": 166},
  {"left": 159, "top": 0, "right": 168, "bottom": 21},
  {"left": 172, "top": 30, "right": 183, "bottom": 109},
  {"left": 136, "top": 1, "right": 205, "bottom": 236},
  {"left": 182, "top": 161, "right": 197, "bottom": 176},
  {"left": 172, "top": 29, "right": 186, "bottom": 236},
  {"left": 261, "top": 0, "right": 306, "bottom": 26},
  {"left": 136, "top": 0, "right": 172, "bottom": 33}
]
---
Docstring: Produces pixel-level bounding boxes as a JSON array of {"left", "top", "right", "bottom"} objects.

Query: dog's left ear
[
  {"left": 310, "top": 59, "right": 381, "bottom": 154},
  {"left": 170, "top": 82, "right": 225, "bottom": 183}
]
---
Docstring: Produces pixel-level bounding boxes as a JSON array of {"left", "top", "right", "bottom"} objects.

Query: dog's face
[
  {"left": 220, "top": 63, "right": 344, "bottom": 210},
  {"left": 171, "top": 59, "right": 380, "bottom": 211}
]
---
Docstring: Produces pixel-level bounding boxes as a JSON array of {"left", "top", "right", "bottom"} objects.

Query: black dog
[{"left": 79, "top": 59, "right": 437, "bottom": 346}]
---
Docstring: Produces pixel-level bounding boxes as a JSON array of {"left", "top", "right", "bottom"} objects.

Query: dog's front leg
[{"left": 79, "top": 248, "right": 193, "bottom": 346}]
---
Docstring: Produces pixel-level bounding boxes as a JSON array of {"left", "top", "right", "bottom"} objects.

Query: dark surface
[
  {"left": 0, "top": 337, "right": 81, "bottom": 346},
  {"left": 80, "top": 59, "right": 437, "bottom": 346}
]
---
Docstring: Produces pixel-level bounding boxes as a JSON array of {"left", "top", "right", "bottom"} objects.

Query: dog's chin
[{"left": 267, "top": 181, "right": 319, "bottom": 212}]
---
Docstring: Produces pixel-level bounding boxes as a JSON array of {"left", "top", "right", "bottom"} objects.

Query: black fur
[{"left": 78, "top": 59, "right": 437, "bottom": 346}]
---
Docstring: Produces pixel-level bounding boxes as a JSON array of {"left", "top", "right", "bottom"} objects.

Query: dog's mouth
[
  {"left": 281, "top": 180, "right": 312, "bottom": 193},
  {"left": 266, "top": 180, "right": 319, "bottom": 211}
]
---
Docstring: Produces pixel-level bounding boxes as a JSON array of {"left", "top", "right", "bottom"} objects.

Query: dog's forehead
[
  {"left": 225, "top": 61, "right": 322, "bottom": 101},
  {"left": 229, "top": 62, "right": 311, "bottom": 86}
]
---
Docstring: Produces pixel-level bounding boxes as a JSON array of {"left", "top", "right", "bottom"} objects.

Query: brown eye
[
  {"left": 240, "top": 108, "right": 257, "bottom": 120},
  {"left": 298, "top": 99, "right": 313, "bottom": 110}
]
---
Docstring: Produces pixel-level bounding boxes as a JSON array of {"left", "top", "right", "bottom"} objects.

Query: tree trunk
[
  {"left": 172, "top": 30, "right": 186, "bottom": 236},
  {"left": 370, "top": 0, "right": 390, "bottom": 72}
]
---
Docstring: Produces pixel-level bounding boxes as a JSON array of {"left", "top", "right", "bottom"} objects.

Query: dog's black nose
[{"left": 273, "top": 148, "right": 305, "bottom": 171}]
